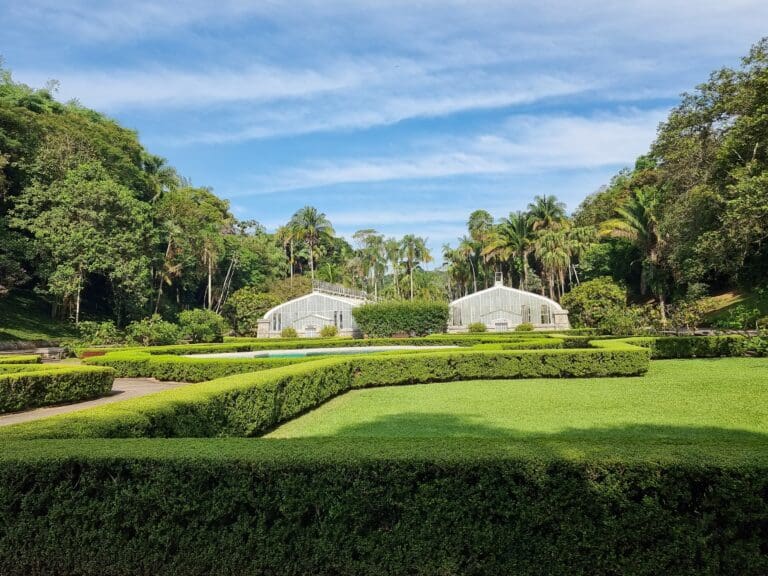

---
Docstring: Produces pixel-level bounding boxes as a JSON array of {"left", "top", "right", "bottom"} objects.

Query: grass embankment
[
  {"left": 702, "top": 289, "right": 768, "bottom": 324},
  {"left": 268, "top": 358, "right": 768, "bottom": 451},
  {"left": 0, "top": 291, "right": 75, "bottom": 343}
]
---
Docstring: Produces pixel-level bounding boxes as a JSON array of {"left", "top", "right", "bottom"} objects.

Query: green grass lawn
[
  {"left": 0, "top": 290, "right": 75, "bottom": 342},
  {"left": 267, "top": 358, "right": 768, "bottom": 450}
]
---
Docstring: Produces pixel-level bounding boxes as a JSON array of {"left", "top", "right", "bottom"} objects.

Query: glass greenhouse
[
  {"left": 257, "top": 281, "right": 369, "bottom": 338},
  {"left": 448, "top": 275, "right": 569, "bottom": 332}
]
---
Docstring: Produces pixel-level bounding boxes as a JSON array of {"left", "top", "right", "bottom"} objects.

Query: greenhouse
[
  {"left": 257, "top": 281, "right": 369, "bottom": 338},
  {"left": 448, "top": 274, "right": 570, "bottom": 332}
]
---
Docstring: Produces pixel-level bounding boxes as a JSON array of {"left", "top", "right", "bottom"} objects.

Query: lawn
[{"left": 267, "top": 358, "right": 768, "bottom": 448}]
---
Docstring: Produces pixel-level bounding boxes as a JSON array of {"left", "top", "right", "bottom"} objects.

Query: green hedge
[
  {"left": 3, "top": 344, "right": 649, "bottom": 439},
  {"left": 85, "top": 351, "right": 320, "bottom": 381},
  {"left": 0, "top": 439, "right": 765, "bottom": 576},
  {"left": 0, "top": 365, "right": 115, "bottom": 414},
  {"left": 0, "top": 354, "right": 41, "bottom": 364},
  {"left": 78, "top": 332, "right": 587, "bottom": 357},
  {"left": 619, "top": 335, "right": 768, "bottom": 359},
  {"left": 352, "top": 300, "right": 450, "bottom": 337}
]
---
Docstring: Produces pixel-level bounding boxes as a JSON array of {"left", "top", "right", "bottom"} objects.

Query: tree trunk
[
  {"left": 75, "top": 270, "right": 82, "bottom": 325},
  {"left": 469, "top": 258, "right": 477, "bottom": 293},
  {"left": 309, "top": 243, "right": 315, "bottom": 280},
  {"left": 409, "top": 264, "right": 414, "bottom": 300},
  {"left": 155, "top": 238, "right": 173, "bottom": 313},
  {"left": 207, "top": 254, "right": 213, "bottom": 310},
  {"left": 289, "top": 240, "right": 294, "bottom": 286}
]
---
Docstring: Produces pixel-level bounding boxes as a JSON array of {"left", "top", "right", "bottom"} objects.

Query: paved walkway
[{"left": 0, "top": 378, "right": 188, "bottom": 426}]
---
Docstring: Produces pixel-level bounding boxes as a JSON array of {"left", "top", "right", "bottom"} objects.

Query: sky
[{"left": 3, "top": 0, "right": 768, "bottom": 262}]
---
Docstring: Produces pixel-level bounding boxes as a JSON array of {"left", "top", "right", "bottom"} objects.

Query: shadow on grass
[{"left": 329, "top": 412, "right": 768, "bottom": 445}]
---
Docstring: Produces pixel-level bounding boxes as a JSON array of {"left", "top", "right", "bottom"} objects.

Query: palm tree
[
  {"left": 275, "top": 224, "right": 297, "bottom": 285},
  {"left": 565, "top": 226, "right": 597, "bottom": 285},
  {"left": 599, "top": 186, "right": 666, "bottom": 320},
  {"left": 384, "top": 237, "right": 402, "bottom": 298},
  {"left": 527, "top": 195, "right": 567, "bottom": 231},
  {"left": 534, "top": 230, "right": 570, "bottom": 300},
  {"left": 467, "top": 210, "right": 494, "bottom": 287},
  {"left": 457, "top": 235, "right": 479, "bottom": 293},
  {"left": 353, "top": 229, "right": 385, "bottom": 298},
  {"left": 400, "top": 234, "right": 432, "bottom": 300},
  {"left": 289, "top": 206, "right": 335, "bottom": 280},
  {"left": 482, "top": 211, "right": 534, "bottom": 289}
]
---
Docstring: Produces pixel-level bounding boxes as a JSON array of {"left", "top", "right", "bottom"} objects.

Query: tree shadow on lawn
[{"left": 327, "top": 412, "right": 768, "bottom": 457}]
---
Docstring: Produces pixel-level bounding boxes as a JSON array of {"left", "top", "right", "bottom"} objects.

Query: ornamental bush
[
  {"left": 75, "top": 320, "right": 124, "bottom": 345},
  {"left": 126, "top": 314, "right": 181, "bottom": 346},
  {"left": 467, "top": 322, "right": 486, "bottom": 333},
  {"left": 178, "top": 309, "right": 227, "bottom": 343},
  {"left": 352, "top": 301, "right": 449, "bottom": 337},
  {"left": 320, "top": 325, "right": 338, "bottom": 338},
  {"left": 223, "top": 288, "right": 281, "bottom": 335},
  {"left": 0, "top": 365, "right": 114, "bottom": 413},
  {"left": 515, "top": 322, "right": 534, "bottom": 332},
  {"left": 560, "top": 276, "right": 627, "bottom": 329},
  {"left": 281, "top": 327, "right": 298, "bottom": 338}
]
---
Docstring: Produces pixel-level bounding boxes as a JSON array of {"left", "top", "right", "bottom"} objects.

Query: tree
[
  {"left": 600, "top": 186, "right": 667, "bottom": 320},
  {"left": 527, "top": 194, "right": 566, "bottom": 231},
  {"left": 467, "top": 209, "right": 494, "bottom": 287},
  {"left": 482, "top": 211, "right": 534, "bottom": 288},
  {"left": 289, "top": 206, "right": 335, "bottom": 280},
  {"left": 400, "top": 234, "right": 432, "bottom": 300},
  {"left": 11, "top": 162, "right": 152, "bottom": 323},
  {"left": 457, "top": 235, "right": 479, "bottom": 293},
  {"left": 384, "top": 237, "right": 403, "bottom": 299}
]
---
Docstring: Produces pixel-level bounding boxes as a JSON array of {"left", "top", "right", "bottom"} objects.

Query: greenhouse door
[
  {"left": 304, "top": 326, "right": 317, "bottom": 338},
  {"left": 494, "top": 321, "right": 509, "bottom": 332}
]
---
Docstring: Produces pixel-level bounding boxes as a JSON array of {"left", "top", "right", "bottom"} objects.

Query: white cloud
[{"left": 254, "top": 109, "right": 666, "bottom": 191}]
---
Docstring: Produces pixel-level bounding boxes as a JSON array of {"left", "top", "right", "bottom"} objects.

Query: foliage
[
  {"left": 221, "top": 287, "right": 279, "bottom": 335},
  {"left": 619, "top": 335, "right": 768, "bottom": 358},
  {"left": 560, "top": 277, "right": 627, "bottom": 328},
  {"left": 1, "top": 439, "right": 767, "bottom": 576},
  {"left": 711, "top": 304, "right": 762, "bottom": 331},
  {"left": 125, "top": 314, "right": 181, "bottom": 346},
  {"left": 515, "top": 322, "right": 534, "bottom": 332},
  {"left": 599, "top": 304, "right": 659, "bottom": 336},
  {"left": 319, "top": 325, "right": 338, "bottom": 338},
  {"left": 178, "top": 309, "right": 227, "bottom": 343},
  {"left": 352, "top": 301, "right": 449, "bottom": 337},
  {"left": 281, "top": 327, "right": 298, "bottom": 338},
  {"left": 0, "top": 354, "right": 40, "bottom": 364},
  {"left": 0, "top": 365, "right": 113, "bottom": 413},
  {"left": 467, "top": 322, "right": 486, "bottom": 333},
  {"left": 10, "top": 344, "right": 649, "bottom": 439},
  {"left": 75, "top": 320, "right": 123, "bottom": 345}
]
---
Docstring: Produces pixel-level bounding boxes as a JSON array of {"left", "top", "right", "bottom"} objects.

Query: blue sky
[{"left": 3, "top": 1, "right": 768, "bottom": 262}]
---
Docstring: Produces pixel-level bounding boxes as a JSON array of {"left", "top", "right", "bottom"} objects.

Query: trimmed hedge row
[
  {"left": 0, "top": 365, "right": 115, "bottom": 414},
  {"left": 78, "top": 333, "right": 588, "bottom": 357},
  {"left": 85, "top": 351, "right": 320, "bottom": 381},
  {"left": 619, "top": 335, "right": 768, "bottom": 359},
  {"left": 2, "top": 343, "right": 649, "bottom": 439},
  {"left": 352, "top": 300, "right": 450, "bottom": 337},
  {"left": 0, "top": 439, "right": 766, "bottom": 576},
  {"left": 0, "top": 354, "right": 41, "bottom": 364}
]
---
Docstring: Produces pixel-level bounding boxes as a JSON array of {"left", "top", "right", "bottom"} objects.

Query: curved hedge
[
  {"left": 2, "top": 343, "right": 649, "bottom": 439},
  {"left": 618, "top": 335, "right": 768, "bottom": 358},
  {"left": 0, "top": 365, "right": 115, "bottom": 414}
]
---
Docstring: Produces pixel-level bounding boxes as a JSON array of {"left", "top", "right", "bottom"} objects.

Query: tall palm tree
[
  {"left": 384, "top": 237, "right": 402, "bottom": 299},
  {"left": 457, "top": 235, "right": 479, "bottom": 293},
  {"left": 565, "top": 226, "right": 597, "bottom": 285},
  {"left": 275, "top": 224, "right": 297, "bottom": 285},
  {"left": 600, "top": 186, "right": 666, "bottom": 320},
  {"left": 527, "top": 195, "right": 567, "bottom": 231},
  {"left": 289, "top": 206, "right": 335, "bottom": 280},
  {"left": 482, "top": 211, "right": 534, "bottom": 289},
  {"left": 400, "top": 234, "right": 432, "bottom": 300},
  {"left": 467, "top": 209, "right": 494, "bottom": 287},
  {"left": 353, "top": 229, "right": 385, "bottom": 298},
  {"left": 534, "top": 230, "right": 570, "bottom": 300}
]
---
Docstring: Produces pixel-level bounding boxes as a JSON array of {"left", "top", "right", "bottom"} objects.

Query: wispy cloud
[{"left": 251, "top": 109, "right": 666, "bottom": 192}]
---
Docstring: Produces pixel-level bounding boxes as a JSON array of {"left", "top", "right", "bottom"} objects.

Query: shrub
[
  {"left": 619, "top": 335, "right": 768, "bottom": 358},
  {"left": 353, "top": 301, "right": 449, "bottom": 337},
  {"left": 0, "top": 366, "right": 114, "bottom": 413},
  {"left": 126, "top": 314, "right": 181, "bottom": 346},
  {"left": 8, "top": 343, "right": 649, "bottom": 440},
  {"left": 75, "top": 320, "right": 124, "bottom": 345},
  {"left": 0, "top": 354, "right": 40, "bottom": 365},
  {"left": 599, "top": 304, "right": 659, "bottom": 336},
  {"left": 467, "top": 322, "right": 487, "bottom": 333},
  {"left": 561, "top": 276, "right": 627, "bottom": 329},
  {"left": 178, "top": 309, "right": 227, "bottom": 343},
  {"left": 85, "top": 351, "right": 319, "bottom": 381},
  {"left": 515, "top": 322, "right": 534, "bottom": 332},
  {"left": 0, "top": 442, "right": 765, "bottom": 576},
  {"left": 222, "top": 288, "right": 281, "bottom": 335},
  {"left": 712, "top": 304, "right": 762, "bottom": 331},
  {"left": 319, "top": 325, "right": 338, "bottom": 338},
  {"left": 281, "top": 327, "right": 298, "bottom": 338}
]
